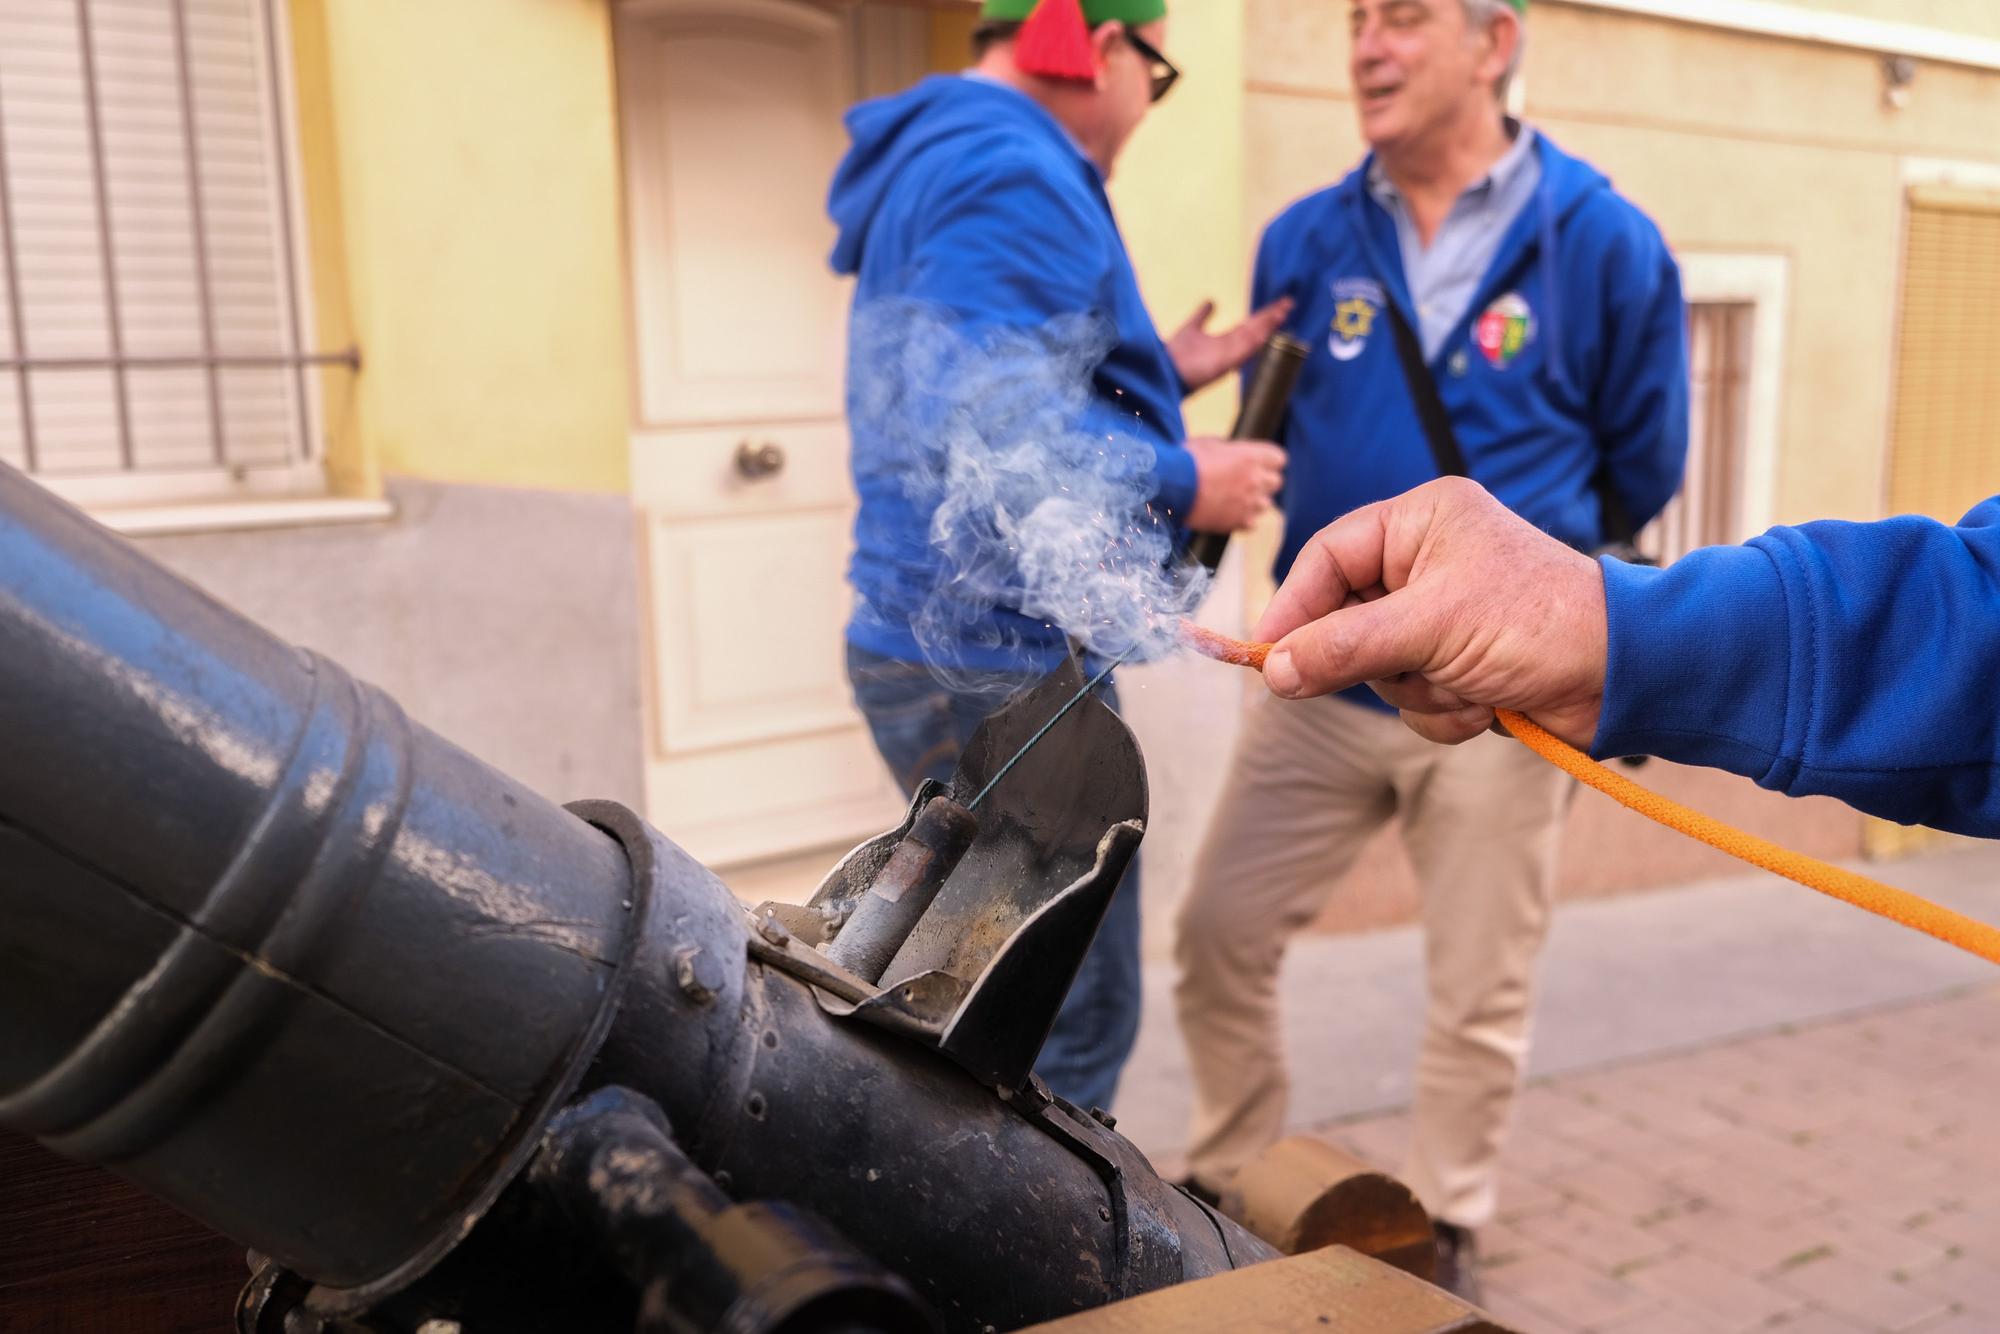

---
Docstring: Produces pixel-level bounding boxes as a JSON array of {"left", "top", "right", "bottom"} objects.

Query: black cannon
[
  {"left": 0, "top": 460, "right": 1292, "bottom": 1334},
  {"left": 1, "top": 461, "right": 1518, "bottom": 1334}
]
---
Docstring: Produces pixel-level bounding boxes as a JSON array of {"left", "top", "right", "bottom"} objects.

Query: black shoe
[
  {"left": 1432, "top": 1221, "right": 1484, "bottom": 1306},
  {"left": 1173, "top": 1175, "right": 1221, "bottom": 1208}
]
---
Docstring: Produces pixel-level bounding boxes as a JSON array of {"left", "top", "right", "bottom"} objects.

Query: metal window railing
[{"left": 0, "top": 0, "right": 358, "bottom": 482}]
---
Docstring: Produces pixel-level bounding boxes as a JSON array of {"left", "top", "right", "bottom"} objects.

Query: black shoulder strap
[
  {"left": 1384, "top": 297, "right": 1469, "bottom": 480},
  {"left": 1596, "top": 469, "right": 1639, "bottom": 545},
  {"left": 1384, "top": 294, "right": 1637, "bottom": 545}
]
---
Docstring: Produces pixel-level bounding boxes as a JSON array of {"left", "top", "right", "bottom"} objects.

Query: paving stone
[
  {"left": 1902, "top": 1313, "right": 1991, "bottom": 1334},
  {"left": 1314, "top": 990, "right": 2000, "bottom": 1334},
  {"left": 1543, "top": 1157, "right": 1698, "bottom": 1225},
  {"left": 1333, "top": 1112, "right": 1408, "bottom": 1171},
  {"left": 1483, "top": 1247, "right": 1659, "bottom": 1331},
  {"left": 1512, "top": 1199, "right": 1676, "bottom": 1273},
  {"left": 1669, "top": 1155, "right": 1836, "bottom": 1224},
  {"left": 1477, "top": 1219, "right": 1540, "bottom": 1273},
  {"left": 1647, "top": 1201, "right": 1845, "bottom": 1278},
  {"left": 1496, "top": 1166, "right": 1573, "bottom": 1222},
  {"left": 1908, "top": 1255, "right": 2000, "bottom": 1318},
  {"left": 1625, "top": 1248, "right": 1806, "bottom": 1327},
  {"left": 1775, "top": 1258, "right": 1957, "bottom": 1331},
  {"left": 1911, "top": 1205, "right": 2000, "bottom": 1263},
  {"left": 1757, "top": 1310, "right": 1879, "bottom": 1332},
  {"left": 1592, "top": 1305, "right": 1716, "bottom": 1334},
  {"left": 1476, "top": 1281, "right": 1586, "bottom": 1334}
]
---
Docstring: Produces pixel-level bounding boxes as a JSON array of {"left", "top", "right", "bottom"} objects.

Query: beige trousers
[{"left": 1174, "top": 691, "right": 1571, "bottom": 1228}]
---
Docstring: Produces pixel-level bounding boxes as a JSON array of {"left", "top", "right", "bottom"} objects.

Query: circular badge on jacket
[
  {"left": 1475, "top": 292, "right": 1536, "bottom": 369},
  {"left": 1329, "top": 277, "right": 1383, "bottom": 362}
]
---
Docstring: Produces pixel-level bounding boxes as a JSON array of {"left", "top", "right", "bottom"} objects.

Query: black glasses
[{"left": 1124, "top": 31, "right": 1180, "bottom": 104}]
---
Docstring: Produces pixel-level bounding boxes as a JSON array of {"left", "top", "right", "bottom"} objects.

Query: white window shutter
[{"left": 0, "top": 0, "right": 308, "bottom": 480}]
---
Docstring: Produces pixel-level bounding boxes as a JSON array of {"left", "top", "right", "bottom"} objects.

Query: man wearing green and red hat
[{"left": 827, "top": 0, "right": 1291, "bottom": 1114}]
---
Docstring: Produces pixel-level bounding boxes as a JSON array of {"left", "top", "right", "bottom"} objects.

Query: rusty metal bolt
[
  {"left": 756, "top": 911, "right": 793, "bottom": 947},
  {"left": 1088, "top": 1106, "right": 1118, "bottom": 1130},
  {"left": 817, "top": 898, "right": 857, "bottom": 940},
  {"left": 673, "top": 945, "right": 724, "bottom": 1005}
]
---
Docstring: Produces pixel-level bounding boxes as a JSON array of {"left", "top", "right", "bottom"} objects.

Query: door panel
[
  {"left": 618, "top": 1, "right": 918, "bottom": 869},
  {"left": 646, "top": 505, "right": 856, "bottom": 756},
  {"left": 619, "top": 0, "right": 849, "bottom": 426}
]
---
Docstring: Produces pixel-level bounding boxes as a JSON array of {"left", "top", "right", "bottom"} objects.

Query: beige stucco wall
[{"left": 1791, "top": 0, "right": 2000, "bottom": 43}]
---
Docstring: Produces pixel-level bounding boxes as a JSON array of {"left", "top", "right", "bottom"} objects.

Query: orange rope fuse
[
  {"left": 1493, "top": 709, "right": 2000, "bottom": 967},
  {"left": 1179, "top": 621, "right": 1272, "bottom": 670},
  {"left": 1181, "top": 623, "right": 2000, "bottom": 968}
]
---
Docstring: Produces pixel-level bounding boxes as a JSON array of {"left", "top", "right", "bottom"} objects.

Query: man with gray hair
[{"left": 1172, "top": 0, "right": 1688, "bottom": 1300}]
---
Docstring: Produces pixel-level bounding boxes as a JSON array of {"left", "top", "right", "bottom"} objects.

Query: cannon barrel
[{"left": 0, "top": 464, "right": 1276, "bottom": 1333}]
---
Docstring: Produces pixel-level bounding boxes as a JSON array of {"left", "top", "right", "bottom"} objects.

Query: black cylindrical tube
[
  {"left": 823, "top": 795, "right": 978, "bottom": 982},
  {"left": 531, "top": 1086, "right": 936, "bottom": 1334},
  {"left": 1188, "top": 332, "right": 1309, "bottom": 571},
  {"left": 583, "top": 812, "right": 1278, "bottom": 1334},
  {"left": 0, "top": 459, "right": 1281, "bottom": 1333},
  {"left": 0, "top": 463, "right": 643, "bottom": 1305}
]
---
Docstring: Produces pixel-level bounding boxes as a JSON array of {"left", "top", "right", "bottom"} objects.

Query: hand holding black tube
[{"left": 1188, "top": 333, "right": 1309, "bottom": 571}]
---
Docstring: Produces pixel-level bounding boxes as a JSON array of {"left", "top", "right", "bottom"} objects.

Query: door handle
[{"left": 734, "top": 440, "right": 786, "bottom": 480}]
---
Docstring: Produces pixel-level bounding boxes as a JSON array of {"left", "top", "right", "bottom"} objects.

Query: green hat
[
  {"left": 981, "top": 0, "right": 1167, "bottom": 24},
  {"left": 981, "top": 0, "right": 1165, "bottom": 82}
]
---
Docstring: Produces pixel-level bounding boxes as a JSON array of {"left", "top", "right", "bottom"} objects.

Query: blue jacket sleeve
[
  {"left": 901, "top": 151, "right": 1196, "bottom": 516},
  {"left": 1589, "top": 216, "right": 1689, "bottom": 534},
  {"left": 1594, "top": 496, "right": 2000, "bottom": 836}
]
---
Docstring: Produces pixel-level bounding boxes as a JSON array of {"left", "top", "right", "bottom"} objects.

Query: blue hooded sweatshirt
[
  {"left": 1254, "top": 135, "right": 1689, "bottom": 711},
  {"left": 828, "top": 75, "right": 1194, "bottom": 673},
  {"left": 1597, "top": 496, "right": 2000, "bottom": 837}
]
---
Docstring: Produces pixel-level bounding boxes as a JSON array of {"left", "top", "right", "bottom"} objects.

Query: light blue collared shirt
[{"left": 1367, "top": 123, "right": 1541, "bottom": 359}]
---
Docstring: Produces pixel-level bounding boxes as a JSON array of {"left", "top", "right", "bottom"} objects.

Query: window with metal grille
[
  {"left": 1640, "top": 300, "right": 1754, "bottom": 565},
  {"left": 0, "top": 0, "right": 353, "bottom": 503},
  {"left": 1889, "top": 187, "right": 2000, "bottom": 524}
]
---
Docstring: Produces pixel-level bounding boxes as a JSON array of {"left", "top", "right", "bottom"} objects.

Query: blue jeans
[{"left": 845, "top": 643, "right": 1142, "bottom": 1112}]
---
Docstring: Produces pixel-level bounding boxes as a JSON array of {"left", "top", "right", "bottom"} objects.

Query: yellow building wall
[
  {"left": 291, "top": 0, "right": 631, "bottom": 496},
  {"left": 1110, "top": 1, "right": 1252, "bottom": 439},
  {"left": 928, "top": 10, "right": 977, "bottom": 74}
]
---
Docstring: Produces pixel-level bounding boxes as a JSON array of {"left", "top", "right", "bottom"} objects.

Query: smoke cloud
[{"left": 849, "top": 300, "right": 1207, "bottom": 693}]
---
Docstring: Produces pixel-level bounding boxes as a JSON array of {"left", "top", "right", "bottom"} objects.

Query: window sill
[{"left": 93, "top": 496, "right": 396, "bottom": 538}]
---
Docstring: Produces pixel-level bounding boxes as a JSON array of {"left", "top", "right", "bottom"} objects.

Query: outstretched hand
[
  {"left": 1167, "top": 296, "right": 1295, "bottom": 394},
  {"left": 1254, "top": 478, "right": 1610, "bottom": 748}
]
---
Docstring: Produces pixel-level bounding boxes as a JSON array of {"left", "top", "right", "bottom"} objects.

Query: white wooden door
[{"left": 616, "top": 0, "right": 914, "bottom": 868}]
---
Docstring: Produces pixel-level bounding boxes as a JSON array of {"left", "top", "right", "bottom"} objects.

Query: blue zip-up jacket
[
  {"left": 828, "top": 75, "right": 1193, "bottom": 671},
  {"left": 1255, "top": 135, "right": 1688, "bottom": 710},
  {"left": 1597, "top": 497, "right": 2000, "bottom": 837}
]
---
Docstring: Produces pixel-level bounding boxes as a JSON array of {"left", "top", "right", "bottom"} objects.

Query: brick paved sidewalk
[{"left": 1315, "top": 985, "right": 2000, "bottom": 1334}]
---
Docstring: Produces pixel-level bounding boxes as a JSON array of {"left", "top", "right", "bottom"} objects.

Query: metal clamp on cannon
[{"left": 747, "top": 660, "right": 1144, "bottom": 1094}]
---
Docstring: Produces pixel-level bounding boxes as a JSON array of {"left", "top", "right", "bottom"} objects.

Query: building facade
[{"left": 3, "top": 0, "right": 1994, "bottom": 940}]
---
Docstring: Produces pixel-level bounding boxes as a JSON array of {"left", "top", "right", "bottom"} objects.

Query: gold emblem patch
[{"left": 1334, "top": 296, "right": 1377, "bottom": 340}]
